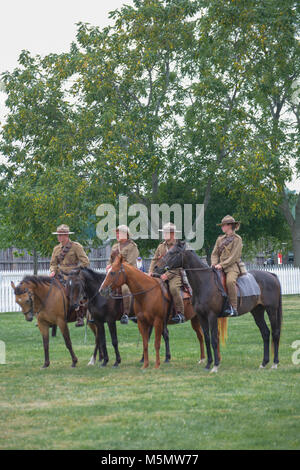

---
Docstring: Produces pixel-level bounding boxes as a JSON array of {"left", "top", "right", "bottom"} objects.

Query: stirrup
[
  {"left": 120, "top": 314, "right": 129, "bottom": 325},
  {"left": 220, "top": 306, "right": 238, "bottom": 317},
  {"left": 172, "top": 313, "right": 185, "bottom": 324}
]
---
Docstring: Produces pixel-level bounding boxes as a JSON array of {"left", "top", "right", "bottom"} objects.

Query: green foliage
[{"left": 0, "top": 0, "right": 299, "bottom": 258}]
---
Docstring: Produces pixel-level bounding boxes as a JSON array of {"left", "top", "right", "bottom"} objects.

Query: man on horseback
[
  {"left": 50, "top": 224, "right": 90, "bottom": 326},
  {"left": 106, "top": 225, "right": 139, "bottom": 324},
  {"left": 149, "top": 222, "right": 185, "bottom": 324},
  {"left": 211, "top": 215, "right": 246, "bottom": 317}
]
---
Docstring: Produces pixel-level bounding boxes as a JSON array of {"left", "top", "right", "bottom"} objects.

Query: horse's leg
[
  {"left": 251, "top": 306, "right": 270, "bottom": 368},
  {"left": 265, "top": 306, "right": 281, "bottom": 368},
  {"left": 51, "top": 325, "right": 57, "bottom": 337},
  {"left": 107, "top": 321, "right": 121, "bottom": 367},
  {"left": 57, "top": 319, "right": 78, "bottom": 368},
  {"left": 154, "top": 318, "right": 163, "bottom": 369},
  {"left": 162, "top": 326, "right": 171, "bottom": 363},
  {"left": 37, "top": 320, "right": 50, "bottom": 368},
  {"left": 190, "top": 316, "right": 205, "bottom": 364},
  {"left": 97, "top": 322, "right": 109, "bottom": 367},
  {"left": 137, "top": 316, "right": 150, "bottom": 369},
  {"left": 87, "top": 323, "right": 98, "bottom": 365},
  {"left": 140, "top": 325, "right": 153, "bottom": 363},
  {"left": 198, "top": 313, "right": 213, "bottom": 370},
  {"left": 208, "top": 313, "right": 220, "bottom": 373}
]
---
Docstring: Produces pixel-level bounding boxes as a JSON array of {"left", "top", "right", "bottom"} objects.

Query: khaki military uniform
[
  {"left": 50, "top": 240, "right": 90, "bottom": 276},
  {"left": 108, "top": 239, "right": 139, "bottom": 314},
  {"left": 211, "top": 233, "right": 243, "bottom": 310},
  {"left": 149, "top": 240, "right": 184, "bottom": 314}
]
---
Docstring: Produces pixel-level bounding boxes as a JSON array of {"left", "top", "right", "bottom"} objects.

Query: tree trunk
[
  {"left": 292, "top": 194, "right": 300, "bottom": 267},
  {"left": 280, "top": 191, "right": 300, "bottom": 267},
  {"left": 33, "top": 248, "right": 38, "bottom": 275}
]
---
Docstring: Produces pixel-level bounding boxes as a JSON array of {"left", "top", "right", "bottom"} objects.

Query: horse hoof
[
  {"left": 113, "top": 362, "right": 119, "bottom": 368},
  {"left": 198, "top": 359, "right": 205, "bottom": 364},
  {"left": 210, "top": 366, "right": 218, "bottom": 373},
  {"left": 88, "top": 357, "right": 96, "bottom": 366},
  {"left": 259, "top": 364, "right": 265, "bottom": 369},
  {"left": 41, "top": 363, "right": 50, "bottom": 369},
  {"left": 101, "top": 362, "right": 108, "bottom": 367},
  {"left": 271, "top": 363, "right": 278, "bottom": 369}
]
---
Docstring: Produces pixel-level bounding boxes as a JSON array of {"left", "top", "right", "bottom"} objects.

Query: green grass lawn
[{"left": 0, "top": 295, "right": 299, "bottom": 450}]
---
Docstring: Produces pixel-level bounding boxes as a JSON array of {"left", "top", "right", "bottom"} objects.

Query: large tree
[
  {"left": 0, "top": 51, "right": 106, "bottom": 260},
  {"left": 1, "top": 0, "right": 299, "bottom": 263}
]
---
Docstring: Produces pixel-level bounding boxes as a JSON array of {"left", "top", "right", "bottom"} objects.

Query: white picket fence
[
  {"left": 1, "top": 266, "right": 300, "bottom": 313},
  {"left": 0, "top": 269, "right": 101, "bottom": 313}
]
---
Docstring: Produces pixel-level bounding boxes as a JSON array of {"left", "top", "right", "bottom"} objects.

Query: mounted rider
[
  {"left": 50, "top": 224, "right": 90, "bottom": 326},
  {"left": 211, "top": 215, "right": 246, "bottom": 317},
  {"left": 149, "top": 222, "right": 185, "bottom": 324},
  {"left": 106, "top": 225, "right": 139, "bottom": 324}
]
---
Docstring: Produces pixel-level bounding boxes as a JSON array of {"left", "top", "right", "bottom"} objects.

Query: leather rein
[
  {"left": 18, "top": 278, "right": 66, "bottom": 316},
  {"left": 104, "top": 263, "right": 160, "bottom": 299}
]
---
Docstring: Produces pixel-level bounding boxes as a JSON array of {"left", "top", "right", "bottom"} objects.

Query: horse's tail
[
  {"left": 270, "top": 273, "right": 283, "bottom": 353},
  {"left": 218, "top": 317, "right": 228, "bottom": 346}
]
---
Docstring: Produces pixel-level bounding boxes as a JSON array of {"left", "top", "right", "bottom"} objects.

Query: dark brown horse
[
  {"left": 99, "top": 255, "right": 226, "bottom": 369},
  {"left": 154, "top": 241, "right": 282, "bottom": 372},
  {"left": 12, "top": 275, "right": 79, "bottom": 368},
  {"left": 67, "top": 268, "right": 123, "bottom": 367}
]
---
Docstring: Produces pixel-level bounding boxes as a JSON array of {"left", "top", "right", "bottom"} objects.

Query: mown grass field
[{"left": 0, "top": 295, "right": 300, "bottom": 450}]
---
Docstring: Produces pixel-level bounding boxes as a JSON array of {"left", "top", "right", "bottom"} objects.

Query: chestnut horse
[
  {"left": 67, "top": 267, "right": 175, "bottom": 366},
  {"left": 100, "top": 255, "right": 226, "bottom": 369},
  {"left": 154, "top": 241, "right": 282, "bottom": 372},
  {"left": 11, "top": 275, "right": 79, "bottom": 368}
]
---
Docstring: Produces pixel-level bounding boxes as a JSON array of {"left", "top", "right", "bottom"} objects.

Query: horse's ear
[
  {"left": 11, "top": 281, "right": 16, "bottom": 291},
  {"left": 177, "top": 240, "right": 186, "bottom": 249}
]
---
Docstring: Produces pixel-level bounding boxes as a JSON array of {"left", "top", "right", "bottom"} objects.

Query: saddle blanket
[
  {"left": 236, "top": 273, "right": 261, "bottom": 297},
  {"left": 218, "top": 271, "right": 261, "bottom": 297}
]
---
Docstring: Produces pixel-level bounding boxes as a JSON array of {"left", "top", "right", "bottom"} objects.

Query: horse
[
  {"left": 99, "top": 255, "right": 218, "bottom": 370},
  {"left": 67, "top": 267, "right": 123, "bottom": 367},
  {"left": 154, "top": 240, "right": 282, "bottom": 372},
  {"left": 67, "top": 267, "right": 181, "bottom": 367},
  {"left": 11, "top": 275, "right": 78, "bottom": 368}
]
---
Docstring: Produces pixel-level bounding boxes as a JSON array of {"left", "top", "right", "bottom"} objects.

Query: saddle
[{"left": 218, "top": 270, "right": 260, "bottom": 298}]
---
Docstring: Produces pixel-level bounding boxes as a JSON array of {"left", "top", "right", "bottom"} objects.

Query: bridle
[
  {"left": 103, "top": 263, "right": 160, "bottom": 298},
  {"left": 68, "top": 274, "right": 99, "bottom": 308},
  {"left": 17, "top": 279, "right": 58, "bottom": 316},
  {"left": 17, "top": 287, "right": 34, "bottom": 316},
  {"left": 158, "top": 250, "right": 211, "bottom": 274}
]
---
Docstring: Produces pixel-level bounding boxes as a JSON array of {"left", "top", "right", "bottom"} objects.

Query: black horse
[
  {"left": 154, "top": 241, "right": 282, "bottom": 372},
  {"left": 67, "top": 267, "right": 172, "bottom": 366}
]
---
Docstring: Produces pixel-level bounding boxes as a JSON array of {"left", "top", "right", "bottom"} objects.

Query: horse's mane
[
  {"left": 81, "top": 267, "right": 106, "bottom": 283},
  {"left": 186, "top": 249, "right": 210, "bottom": 269},
  {"left": 21, "top": 275, "right": 52, "bottom": 286}
]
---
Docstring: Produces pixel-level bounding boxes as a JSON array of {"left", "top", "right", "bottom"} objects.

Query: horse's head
[
  {"left": 154, "top": 240, "right": 186, "bottom": 276},
  {"left": 99, "top": 254, "right": 127, "bottom": 298},
  {"left": 67, "top": 268, "right": 85, "bottom": 310},
  {"left": 11, "top": 281, "right": 34, "bottom": 322}
]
